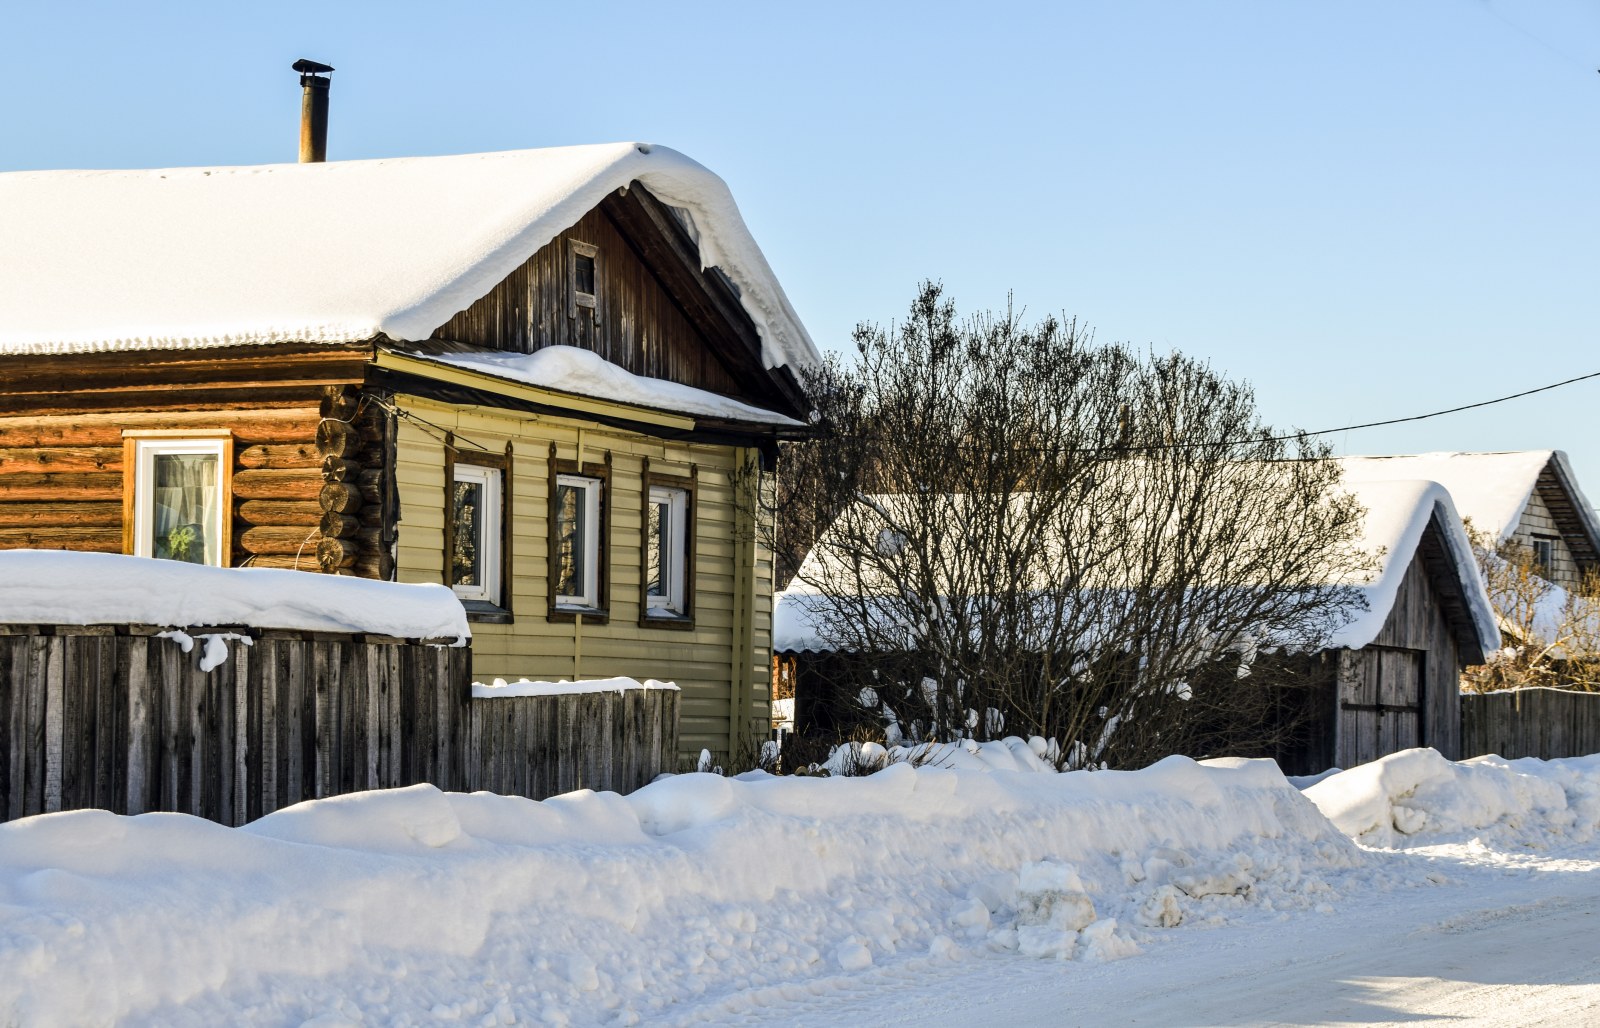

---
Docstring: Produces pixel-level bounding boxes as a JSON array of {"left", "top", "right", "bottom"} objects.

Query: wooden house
[
  {"left": 1337, "top": 452, "right": 1600, "bottom": 591},
  {"left": 772, "top": 478, "right": 1500, "bottom": 773},
  {"left": 0, "top": 143, "right": 818, "bottom": 759}
]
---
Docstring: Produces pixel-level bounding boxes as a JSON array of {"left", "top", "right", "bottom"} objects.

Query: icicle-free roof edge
[{"left": 0, "top": 143, "right": 819, "bottom": 372}]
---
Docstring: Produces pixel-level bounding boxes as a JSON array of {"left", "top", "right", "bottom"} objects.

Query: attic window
[{"left": 568, "top": 240, "right": 600, "bottom": 320}]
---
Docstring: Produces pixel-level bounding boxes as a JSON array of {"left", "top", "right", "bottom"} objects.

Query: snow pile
[
  {"left": 0, "top": 550, "right": 468, "bottom": 643},
  {"left": 0, "top": 754, "right": 1366, "bottom": 1024},
  {"left": 0, "top": 144, "right": 818, "bottom": 372},
  {"left": 401, "top": 346, "right": 804, "bottom": 426},
  {"left": 1304, "top": 747, "right": 1600, "bottom": 848},
  {"left": 472, "top": 676, "right": 680, "bottom": 699}
]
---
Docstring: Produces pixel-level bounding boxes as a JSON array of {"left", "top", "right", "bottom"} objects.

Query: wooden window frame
[
  {"left": 548, "top": 450, "right": 611, "bottom": 623},
  {"left": 444, "top": 436, "right": 514, "bottom": 622},
  {"left": 640, "top": 461, "right": 697, "bottom": 630},
  {"left": 568, "top": 239, "right": 601, "bottom": 322},
  {"left": 122, "top": 429, "right": 234, "bottom": 567},
  {"left": 1531, "top": 534, "right": 1558, "bottom": 578}
]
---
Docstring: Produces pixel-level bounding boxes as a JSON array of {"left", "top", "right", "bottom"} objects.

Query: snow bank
[
  {"left": 401, "top": 346, "right": 804, "bottom": 426},
  {"left": 471, "top": 676, "right": 680, "bottom": 699},
  {"left": 1305, "top": 747, "right": 1600, "bottom": 848},
  {"left": 0, "top": 550, "right": 468, "bottom": 642},
  {"left": 0, "top": 753, "right": 1364, "bottom": 1024},
  {"left": 0, "top": 144, "right": 818, "bottom": 372}
]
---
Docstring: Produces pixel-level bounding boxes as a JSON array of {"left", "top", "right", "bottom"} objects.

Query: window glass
[
  {"left": 645, "top": 495, "right": 667, "bottom": 600},
  {"left": 451, "top": 479, "right": 484, "bottom": 589},
  {"left": 451, "top": 464, "right": 502, "bottom": 604},
  {"left": 152, "top": 452, "right": 221, "bottom": 565},
  {"left": 555, "top": 474, "right": 602, "bottom": 607},
  {"left": 646, "top": 485, "right": 688, "bottom": 616},
  {"left": 575, "top": 253, "right": 596, "bottom": 296}
]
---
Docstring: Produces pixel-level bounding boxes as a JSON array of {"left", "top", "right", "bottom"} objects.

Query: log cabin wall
[
  {"left": 429, "top": 190, "right": 776, "bottom": 408},
  {"left": 0, "top": 345, "right": 374, "bottom": 574}
]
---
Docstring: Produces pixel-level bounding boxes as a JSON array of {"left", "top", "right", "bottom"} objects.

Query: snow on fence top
[
  {"left": 403, "top": 346, "right": 804, "bottom": 427},
  {"left": 471, "top": 676, "right": 679, "bottom": 699},
  {"left": 1337, "top": 450, "right": 1597, "bottom": 546},
  {"left": 0, "top": 143, "right": 818, "bottom": 373},
  {"left": 0, "top": 551, "right": 468, "bottom": 643}
]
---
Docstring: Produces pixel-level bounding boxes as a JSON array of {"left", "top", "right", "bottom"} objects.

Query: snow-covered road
[{"left": 715, "top": 844, "right": 1600, "bottom": 1027}]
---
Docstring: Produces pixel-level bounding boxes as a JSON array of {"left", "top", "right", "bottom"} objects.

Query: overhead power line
[{"left": 1287, "top": 368, "right": 1600, "bottom": 443}]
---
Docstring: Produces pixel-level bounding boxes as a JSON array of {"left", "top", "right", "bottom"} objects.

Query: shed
[{"left": 773, "top": 477, "right": 1500, "bottom": 773}]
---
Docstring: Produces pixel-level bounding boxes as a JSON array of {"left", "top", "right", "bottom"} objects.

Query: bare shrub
[{"left": 769, "top": 283, "right": 1373, "bottom": 768}]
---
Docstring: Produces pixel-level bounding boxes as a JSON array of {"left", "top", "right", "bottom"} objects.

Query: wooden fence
[
  {"left": 1, "top": 625, "right": 678, "bottom": 825},
  {"left": 1460, "top": 687, "right": 1600, "bottom": 760}
]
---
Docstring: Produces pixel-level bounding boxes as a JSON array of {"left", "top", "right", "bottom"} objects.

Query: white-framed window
[
  {"left": 450, "top": 464, "right": 503, "bottom": 604},
  {"left": 554, "top": 473, "right": 604, "bottom": 609},
  {"left": 124, "top": 431, "right": 232, "bottom": 567},
  {"left": 645, "top": 485, "right": 689, "bottom": 617}
]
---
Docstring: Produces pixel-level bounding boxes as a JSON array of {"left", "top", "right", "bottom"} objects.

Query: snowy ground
[{"left": 2, "top": 745, "right": 1597, "bottom": 1026}]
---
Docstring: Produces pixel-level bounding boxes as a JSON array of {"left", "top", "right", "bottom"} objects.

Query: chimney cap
[{"left": 292, "top": 58, "right": 334, "bottom": 76}]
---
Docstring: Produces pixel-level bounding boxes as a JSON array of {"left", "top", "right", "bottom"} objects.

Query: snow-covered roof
[
  {"left": 392, "top": 345, "right": 804, "bottom": 428},
  {"left": 1326, "top": 479, "right": 1498, "bottom": 652},
  {"left": 0, "top": 551, "right": 468, "bottom": 642},
  {"left": 0, "top": 143, "right": 818, "bottom": 371},
  {"left": 1336, "top": 451, "right": 1599, "bottom": 547},
  {"left": 772, "top": 478, "right": 1500, "bottom": 656}
]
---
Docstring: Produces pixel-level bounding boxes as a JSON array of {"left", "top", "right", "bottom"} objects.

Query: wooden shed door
[{"left": 1341, "top": 647, "right": 1424, "bottom": 766}]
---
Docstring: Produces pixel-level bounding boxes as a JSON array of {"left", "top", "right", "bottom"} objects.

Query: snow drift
[{"left": 5, "top": 745, "right": 1599, "bottom": 1024}]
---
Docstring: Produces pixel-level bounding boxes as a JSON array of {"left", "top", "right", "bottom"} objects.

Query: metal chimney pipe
[{"left": 293, "top": 59, "right": 334, "bottom": 163}]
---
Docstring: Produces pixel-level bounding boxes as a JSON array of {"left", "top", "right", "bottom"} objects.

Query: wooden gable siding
[
  {"left": 1334, "top": 527, "right": 1465, "bottom": 767},
  {"left": 0, "top": 345, "right": 375, "bottom": 572},
  {"left": 429, "top": 195, "right": 762, "bottom": 404}
]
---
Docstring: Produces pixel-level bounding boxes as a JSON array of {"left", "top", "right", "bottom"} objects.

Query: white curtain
[{"left": 152, "top": 453, "right": 220, "bottom": 565}]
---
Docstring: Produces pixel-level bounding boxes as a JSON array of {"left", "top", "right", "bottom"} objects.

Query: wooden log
[
  {"left": 236, "top": 555, "right": 321, "bottom": 571},
  {"left": 320, "top": 387, "right": 361, "bottom": 422},
  {"left": 236, "top": 526, "right": 321, "bottom": 557},
  {"left": 317, "top": 536, "right": 358, "bottom": 570},
  {"left": 0, "top": 472, "right": 122, "bottom": 502},
  {"left": 0, "top": 527, "right": 122, "bottom": 551},
  {"left": 237, "top": 444, "right": 320, "bottom": 471},
  {"left": 357, "top": 469, "right": 382, "bottom": 506},
  {"left": 233, "top": 470, "right": 322, "bottom": 502},
  {"left": 321, "top": 456, "right": 355, "bottom": 482},
  {"left": 318, "top": 482, "right": 362, "bottom": 514},
  {"left": 0, "top": 409, "right": 319, "bottom": 449},
  {"left": 0, "top": 446, "right": 122, "bottom": 475},
  {"left": 236, "top": 500, "right": 322, "bottom": 528},
  {"left": 320, "top": 512, "right": 361, "bottom": 539},
  {"left": 0, "top": 501, "right": 123, "bottom": 528},
  {"left": 315, "top": 420, "right": 358, "bottom": 459}
]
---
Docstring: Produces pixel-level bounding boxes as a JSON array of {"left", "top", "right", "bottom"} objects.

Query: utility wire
[
  {"left": 1279, "top": 368, "right": 1600, "bottom": 443},
  {"left": 822, "top": 368, "right": 1600, "bottom": 456}
]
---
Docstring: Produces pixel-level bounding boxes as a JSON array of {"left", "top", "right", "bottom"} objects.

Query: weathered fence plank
[
  {"left": 1, "top": 628, "right": 677, "bottom": 826},
  {"left": 1461, "top": 688, "right": 1600, "bottom": 760}
]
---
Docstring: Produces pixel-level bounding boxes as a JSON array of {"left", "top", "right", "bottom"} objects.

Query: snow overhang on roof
[
  {"left": 1327, "top": 479, "right": 1500, "bottom": 657},
  {"left": 0, "top": 143, "right": 819, "bottom": 372},
  {"left": 377, "top": 346, "right": 806, "bottom": 433}
]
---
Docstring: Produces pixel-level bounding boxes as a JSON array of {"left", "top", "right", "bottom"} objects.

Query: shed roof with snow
[{"left": 773, "top": 478, "right": 1499, "bottom": 659}]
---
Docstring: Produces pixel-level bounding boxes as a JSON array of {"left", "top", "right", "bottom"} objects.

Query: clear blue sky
[{"left": 7, "top": 1, "right": 1600, "bottom": 490}]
